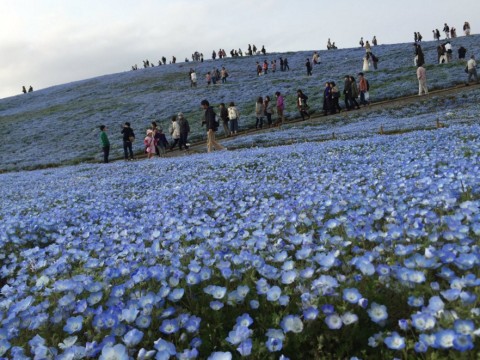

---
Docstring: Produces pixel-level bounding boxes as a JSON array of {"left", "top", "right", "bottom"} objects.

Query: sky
[{"left": 1, "top": 0, "right": 479, "bottom": 99}]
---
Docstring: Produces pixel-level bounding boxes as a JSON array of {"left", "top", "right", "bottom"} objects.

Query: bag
[
  {"left": 465, "top": 66, "right": 469, "bottom": 74},
  {"left": 129, "top": 136, "right": 135, "bottom": 143},
  {"left": 365, "top": 92, "right": 370, "bottom": 101}
]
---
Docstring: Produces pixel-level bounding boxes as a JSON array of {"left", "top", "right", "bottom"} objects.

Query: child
[{"left": 144, "top": 129, "right": 156, "bottom": 159}]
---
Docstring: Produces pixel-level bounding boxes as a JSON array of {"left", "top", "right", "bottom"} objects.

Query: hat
[
  {"left": 177, "top": 112, "right": 184, "bottom": 118},
  {"left": 146, "top": 129, "right": 153, "bottom": 135}
]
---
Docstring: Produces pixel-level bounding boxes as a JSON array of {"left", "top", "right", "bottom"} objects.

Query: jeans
[
  {"left": 179, "top": 133, "right": 189, "bottom": 149},
  {"left": 256, "top": 117, "right": 264, "bottom": 128},
  {"left": 229, "top": 119, "right": 238, "bottom": 133},
  {"left": 123, "top": 140, "right": 133, "bottom": 159}
]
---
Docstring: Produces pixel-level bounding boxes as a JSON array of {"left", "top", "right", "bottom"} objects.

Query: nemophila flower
[
  {"left": 430, "top": 282, "right": 440, "bottom": 291},
  {"left": 280, "top": 315, "right": 303, "bottom": 333},
  {"left": 226, "top": 325, "right": 252, "bottom": 345},
  {"left": 300, "top": 267, "right": 314, "bottom": 279},
  {"left": 236, "top": 338, "right": 252, "bottom": 356},
  {"left": 398, "top": 319, "right": 409, "bottom": 331},
  {"left": 266, "top": 286, "right": 281, "bottom": 302},
  {"left": 135, "top": 314, "right": 151, "bottom": 329},
  {"left": 208, "top": 351, "right": 232, "bottom": 360},
  {"left": 414, "top": 341, "right": 428, "bottom": 353},
  {"left": 137, "top": 348, "right": 156, "bottom": 360},
  {"left": 407, "top": 296, "right": 424, "bottom": 307},
  {"left": 121, "top": 306, "right": 139, "bottom": 323},
  {"left": 281, "top": 270, "right": 297, "bottom": 284},
  {"left": 434, "top": 329, "right": 456, "bottom": 349},
  {"left": 426, "top": 296, "right": 444, "bottom": 314},
  {"left": 411, "top": 312, "right": 436, "bottom": 331},
  {"left": 63, "top": 316, "right": 83, "bottom": 334},
  {"left": 440, "top": 288, "right": 461, "bottom": 302},
  {"left": 168, "top": 288, "right": 185, "bottom": 302},
  {"left": 256, "top": 278, "right": 269, "bottom": 295},
  {"left": 154, "top": 338, "right": 176, "bottom": 359},
  {"left": 358, "top": 298, "right": 368, "bottom": 309},
  {"left": 185, "top": 315, "right": 201, "bottom": 333},
  {"left": 342, "top": 288, "right": 362, "bottom": 304},
  {"left": 204, "top": 285, "right": 227, "bottom": 299},
  {"left": 249, "top": 300, "right": 259, "bottom": 309},
  {"left": 367, "top": 332, "right": 383, "bottom": 348},
  {"left": 384, "top": 332, "right": 405, "bottom": 350},
  {"left": 99, "top": 344, "right": 129, "bottom": 360},
  {"left": 210, "top": 301, "right": 224, "bottom": 310},
  {"left": 459, "top": 291, "right": 477, "bottom": 304},
  {"left": 0, "top": 339, "right": 11, "bottom": 357},
  {"left": 321, "top": 304, "right": 335, "bottom": 315},
  {"left": 303, "top": 307, "right": 319, "bottom": 320},
  {"left": 279, "top": 295, "right": 290, "bottom": 306},
  {"left": 367, "top": 303, "right": 388, "bottom": 324},
  {"left": 266, "top": 337, "right": 283, "bottom": 352},
  {"left": 159, "top": 319, "right": 179, "bottom": 335},
  {"left": 236, "top": 313, "right": 253, "bottom": 328},
  {"left": 453, "top": 334, "right": 474, "bottom": 352},
  {"left": 123, "top": 328, "right": 143, "bottom": 347},
  {"left": 325, "top": 313, "right": 343, "bottom": 330},
  {"left": 341, "top": 312, "right": 358, "bottom": 325},
  {"left": 453, "top": 319, "right": 475, "bottom": 335}
]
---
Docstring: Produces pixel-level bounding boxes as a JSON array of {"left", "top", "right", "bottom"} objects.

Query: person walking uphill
[
  {"left": 169, "top": 116, "right": 181, "bottom": 151},
  {"left": 99, "top": 125, "right": 110, "bottom": 163},
  {"left": 201, "top": 100, "right": 225, "bottom": 152},
  {"left": 121, "top": 122, "right": 135, "bottom": 161},
  {"left": 177, "top": 113, "right": 190, "bottom": 150},
  {"left": 417, "top": 64, "right": 428, "bottom": 95},
  {"left": 466, "top": 55, "right": 478, "bottom": 84}
]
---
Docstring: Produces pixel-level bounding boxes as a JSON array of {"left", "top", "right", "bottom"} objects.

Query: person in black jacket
[
  {"left": 201, "top": 99, "right": 225, "bottom": 153},
  {"left": 177, "top": 113, "right": 190, "bottom": 150},
  {"left": 121, "top": 122, "right": 135, "bottom": 160}
]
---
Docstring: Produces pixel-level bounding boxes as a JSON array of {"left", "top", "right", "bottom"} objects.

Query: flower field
[
  {"left": 0, "top": 34, "right": 479, "bottom": 171},
  {"left": 1, "top": 110, "right": 480, "bottom": 358}
]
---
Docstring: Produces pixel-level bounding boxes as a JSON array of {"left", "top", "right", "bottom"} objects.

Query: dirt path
[{"left": 127, "top": 82, "right": 480, "bottom": 160}]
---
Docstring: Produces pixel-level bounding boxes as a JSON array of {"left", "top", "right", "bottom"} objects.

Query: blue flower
[
  {"left": 63, "top": 316, "right": 83, "bottom": 334},
  {"left": 122, "top": 328, "right": 143, "bottom": 347},
  {"left": 434, "top": 329, "right": 456, "bottom": 349},
  {"left": 99, "top": 344, "right": 129, "bottom": 360},
  {"left": 153, "top": 338, "right": 176, "bottom": 357},
  {"left": 207, "top": 351, "right": 232, "bottom": 360},
  {"left": 237, "top": 338, "right": 252, "bottom": 356},
  {"left": 367, "top": 303, "right": 388, "bottom": 324},
  {"left": 236, "top": 313, "right": 253, "bottom": 328},
  {"left": 303, "top": 307, "right": 319, "bottom": 320},
  {"left": 407, "top": 296, "right": 424, "bottom": 307},
  {"left": 210, "top": 301, "right": 224, "bottom": 310},
  {"left": 0, "top": 339, "right": 11, "bottom": 357},
  {"left": 342, "top": 288, "right": 362, "bottom": 304},
  {"left": 159, "top": 319, "right": 179, "bottom": 335},
  {"left": 167, "top": 288, "right": 185, "bottom": 302},
  {"left": 325, "top": 314, "right": 342, "bottom": 330},
  {"left": 265, "top": 337, "right": 283, "bottom": 352},
  {"left": 384, "top": 332, "right": 405, "bottom": 350},
  {"left": 226, "top": 325, "right": 252, "bottom": 345},
  {"left": 266, "top": 286, "right": 281, "bottom": 302},
  {"left": 411, "top": 312, "right": 436, "bottom": 331},
  {"left": 280, "top": 315, "right": 303, "bottom": 333},
  {"left": 452, "top": 334, "right": 474, "bottom": 352}
]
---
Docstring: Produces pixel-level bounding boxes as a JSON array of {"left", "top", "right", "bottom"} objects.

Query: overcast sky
[{"left": 0, "top": 0, "right": 478, "bottom": 99}]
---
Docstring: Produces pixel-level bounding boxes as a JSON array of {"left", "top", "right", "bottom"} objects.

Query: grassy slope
[{"left": 0, "top": 35, "right": 478, "bottom": 171}]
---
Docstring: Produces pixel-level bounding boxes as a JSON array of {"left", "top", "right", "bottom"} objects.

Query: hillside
[{"left": 0, "top": 35, "right": 478, "bottom": 171}]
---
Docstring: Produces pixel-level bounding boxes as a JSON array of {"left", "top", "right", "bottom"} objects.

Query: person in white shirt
[
  {"left": 416, "top": 65, "right": 428, "bottom": 95},
  {"left": 466, "top": 55, "right": 478, "bottom": 84}
]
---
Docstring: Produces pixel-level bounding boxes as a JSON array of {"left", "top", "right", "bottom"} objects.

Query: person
[
  {"left": 414, "top": 43, "right": 425, "bottom": 66},
  {"left": 296, "top": 89, "right": 310, "bottom": 120},
  {"left": 271, "top": 60, "right": 276, "bottom": 72},
  {"left": 99, "top": 125, "right": 110, "bottom": 163},
  {"left": 433, "top": 29, "right": 441, "bottom": 41},
  {"left": 219, "top": 103, "right": 230, "bottom": 137},
  {"left": 22, "top": 86, "right": 27, "bottom": 94},
  {"left": 144, "top": 130, "right": 156, "bottom": 159},
  {"left": 275, "top": 91, "right": 285, "bottom": 126},
  {"left": 417, "top": 32, "right": 423, "bottom": 41},
  {"left": 358, "top": 72, "right": 370, "bottom": 106},
  {"left": 28, "top": 86, "right": 33, "bottom": 92},
  {"left": 365, "top": 41, "right": 371, "bottom": 53},
  {"left": 417, "top": 65, "right": 428, "bottom": 95},
  {"left": 359, "top": 37, "right": 364, "bottom": 47},
  {"left": 349, "top": 76, "right": 360, "bottom": 109},
  {"left": 437, "top": 44, "right": 446, "bottom": 64},
  {"left": 414, "top": 32, "right": 418, "bottom": 42},
  {"left": 256, "top": 62, "right": 262, "bottom": 76},
  {"left": 264, "top": 96, "right": 274, "bottom": 127},
  {"left": 312, "top": 51, "right": 320, "bottom": 65},
  {"left": 466, "top": 55, "right": 478, "bottom": 84},
  {"left": 156, "top": 128, "right": 169, "bottom": 157},
  {"left": 322, "top": 82, "right": 332, "bottom": 116},
  {"left": 177, "top": 113, "right": 190, "bottom": 150},
  {"left": 372, "top": 36, "right": 377, "bottom": 46},
  {"left": 327, "top": 38, "right": 332, "bottom": 49},
  {"left": 201, "top": 99, "right": 225, "bottom": 152},
  {"left": 255, "top": 96, "right": 265, "bottom": 129},
  {"left": 443, "top": 23, "right": 450, "bottom": 39},
  {"left": 169, "top": 116, "right": 181, "bottom": 151},
  {"left": 151, "top": 121, "right": 162, "bottom": 156},
  {"left": 206, "top": 72, "right": 212, "bottom": 86},
  {"left": 220, "top": 67, "right": 228, "bottom": 83},
  {"left": 463, "top": 21, "right": 471, "bottom": 36},
  {"left": 458, "top": 46, "right": 467, "bottom": 60},
  {"left": 450, "top": 27, "right": 457, "bottom": 38},
  {"left": 279, "top": 57, "right": 284, "bottom": 71},
  {"left": 263, "top": 60, "right": 269, "bottom": 74},
  {"left": 305, "top": 58, "right": 312, "bottom": 76},
  {"left": 330, "top": 81, "right": 341, "bottom": 113},
  {"left": 227, "top": 102, "right": 240, "bottom": 135},
  {"left": 343, "top": 76, "right": 353, "bottom": 110},
  {"left": 445, "top": 41, "right": 452, "bottom": 62},
  {"left": 190, "top": 69, "right": 197, "bottom": 87},
  {"left": 261, "top": 45, "right": 266, "bottom": 55},
  {"left": 283, "top": 58, "right": 290, "bottom": 71},
  {"left": 121, "top": 122, "right": 135, "bottom": 161},
  {"left": 370, "top": 52, "right": 379, "bottom": 70},
  {"left": 362, "top": 53, "right": 370, "bottom": 72}
]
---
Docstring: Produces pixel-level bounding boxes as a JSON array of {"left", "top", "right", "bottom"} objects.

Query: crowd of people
[
  {"left": 100, "top": 21, "right": 476, "bottom": 162},
  {"left": 21, "top": 86, "right": 33, "bottom": 94}
]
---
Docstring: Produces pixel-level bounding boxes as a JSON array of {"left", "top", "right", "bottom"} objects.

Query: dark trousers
[
  {"left": 179, "top": 133, "right": 189, "bottom": 149},
  {"left": 170, "top": 138, "right": 180, "bottom": 150},
  {"left": 102, "top": 145, "right": 110, "bottom": 163},
  {"left": 123, "top": 141, "right": 133, "bottom": 159}
]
